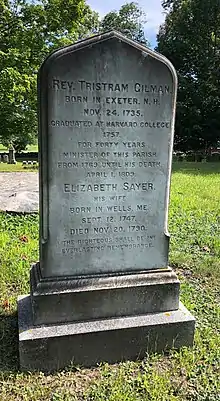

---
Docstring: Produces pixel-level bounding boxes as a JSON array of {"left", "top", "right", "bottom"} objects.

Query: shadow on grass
[
  {"left": 172, "top": 162, "right": 220, "bottom": 175},
  {"left": 0, "top": 312, "right": 19, "bottom": 372}
]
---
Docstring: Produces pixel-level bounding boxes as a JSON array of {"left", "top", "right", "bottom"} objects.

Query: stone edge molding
[{"left": 30, "top": 262, "right": 180, "bottom": 325}]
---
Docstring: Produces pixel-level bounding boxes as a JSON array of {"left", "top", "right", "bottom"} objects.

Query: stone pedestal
[
  {"left": 30, "top": 263, "right": 180, "bottom": 325},
  {"left": 18, "top": 294, "right": 195, "bottom": 372},
  {"left": 18, "top": 263, "right": 195, "bottom": 372}
]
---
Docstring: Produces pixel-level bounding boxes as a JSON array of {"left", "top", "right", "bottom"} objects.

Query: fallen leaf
[
  {"left": 2, "top": 299, "right": 10, "bottom": 309},
  {"left": 20, "top": 235, "right": 28, "bottom": 242},
  {"left": 202, "top": 246, "right": 210, "bottom": 253}
]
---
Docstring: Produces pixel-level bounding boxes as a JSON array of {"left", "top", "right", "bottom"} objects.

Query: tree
[
  {"left": 99, "top": 2, "right": 148, "bottom": 45},
  {"left": 157, "top": 0, "right": 220, "bottom": 152},
  {"left": 0, "top": 0, "right": 98, "bottom": 151},
  {"left": 0, "top": 1, "right": 149, "bottom": 151}
]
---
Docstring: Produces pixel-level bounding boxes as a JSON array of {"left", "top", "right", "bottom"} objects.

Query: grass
[
  {"left": 0, "top": 144, "right": 38, "bottom": 152},
  {"left": 0, "top": 162, "right": 220, "bottom": 400},
  {"left": 0, "top": 162, "right": 38, "bottom": 172}
]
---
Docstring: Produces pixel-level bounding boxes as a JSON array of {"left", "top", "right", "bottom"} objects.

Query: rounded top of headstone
[
  {"left": 38, "top": 28, "right": 178, "bottom": 276},
  {"left": 39, "top": 30, "right": 177, "bottom": 86}
]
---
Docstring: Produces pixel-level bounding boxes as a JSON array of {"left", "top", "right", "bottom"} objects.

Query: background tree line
[
  {"left": 0, "top": 0, "right": 147, "bottom": 151},
  {"left": 157, "top": 0, "right": 220, "bottom": 152},
  {"left": 0, "top": 0, "right": 220, "bottom": 152}
]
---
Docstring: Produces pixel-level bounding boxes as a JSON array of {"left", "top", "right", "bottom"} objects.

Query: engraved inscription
[
  {"left": 50, "top": 76, "right": 170, "bottom": 263},
  {"left": 52, "top": 79, "right": 171, "bottom": 94},
  {"left": 45, "top": 40, "right": 175, "bottom": 276}
]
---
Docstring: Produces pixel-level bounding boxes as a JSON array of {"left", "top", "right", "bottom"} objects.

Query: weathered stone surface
[
  {"left": 31, "top": 263, "right": 180, "bottom": 325},
  {"left": 39, "top": 31, "right": 177, "bottom": 278},
  {"left": 0, "top": 173, "right": 38, "bottom": 213},
  {"left": 18, "top": 295, "right": 195, "bottom": 372}
]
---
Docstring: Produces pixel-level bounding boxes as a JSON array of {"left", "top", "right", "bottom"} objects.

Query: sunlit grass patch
[
  {"left": 0, "top": 144, "right": 38, "bottom": 152},
  {"left": 0, "top": 162, "right": 38, "bottom": 172},
  {"left": 169, "top": 165, "right": 220, "bottom": 282},
  {"left": 0, "top": 213, "right": 39, "bottom": 305}
]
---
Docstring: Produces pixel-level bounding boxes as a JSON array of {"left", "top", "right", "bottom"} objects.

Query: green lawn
[
  {"left": 0, "top": 162, "right": 38, "bottom": 172},
  {"left": 0, "top": 163, "right": 219, "bottom": 401},
  {"left": 0, "top": 144, "right": 38, "bottom": 152}
]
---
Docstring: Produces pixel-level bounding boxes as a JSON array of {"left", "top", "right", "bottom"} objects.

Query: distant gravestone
[
  {"left": 18, "top": 31, "right": 195, "bottom": 372},
  {"left": 8, "top": 146, "right": 16, "bottom": 164},
  {"left": 3, "top": 154, "right": 9, "bottom": 163}
]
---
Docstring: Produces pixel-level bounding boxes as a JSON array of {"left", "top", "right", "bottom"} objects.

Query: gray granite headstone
[
  {"left": 40, "top": 36, "right": 176, "bottom": 278},
  {"left": 18, "top": 31, "right": 195, "bottom": 372}
]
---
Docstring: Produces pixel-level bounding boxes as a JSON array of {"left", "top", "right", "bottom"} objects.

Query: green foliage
[
  {"left": 0, "top": 143, "right": 38, "bottom": 152},
  {"left": 0, "top": 0, "right": 98, "bottom": 151},
  {"left": 99, "top": 2, "right": 148, "bottom": 45},
  {"left": 157, "top": 0, "right": 220, "bottom": 151},
  {"left": 0, "top": 1, "right": 149, "bottom": 152},
  {"left": 85, "top": 361, "right": 179, "bottom": 401}
]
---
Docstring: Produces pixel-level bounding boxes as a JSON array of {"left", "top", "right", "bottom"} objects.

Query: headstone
[
  {"left": 8, "top": 146, "right": 16, "bottom": 164},
  {"left": 3, "top": 154, "right": 9, "bottom": 163},
  {"left": 18, "top": 31, "right": 195, "bottom": 372}
]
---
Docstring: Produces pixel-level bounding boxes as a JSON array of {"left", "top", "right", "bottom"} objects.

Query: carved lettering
[
  {"left": 49, "top": 53, "right": 173, "bottom": 273},
  {"left": 64, "top": 183, "right": 118, "bottom": 193},
  {"left": 123, "top": 182, "right": 154, "bottom": 191},
  {"left": 134, "top": 83, "right": 170, "bottom": 94},
  {"left": 78, "top": 80, "right": 129, "bottom": 92}
]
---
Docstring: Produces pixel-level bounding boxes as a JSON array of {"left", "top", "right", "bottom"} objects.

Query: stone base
[
  {"left": 18, "top": 295, "right": 195, "bottom": 372},
  {"left": 31, "top": 263, "right": 180, "bottom": 325}
]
